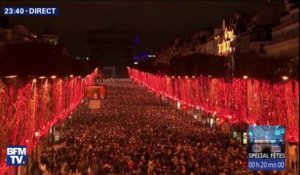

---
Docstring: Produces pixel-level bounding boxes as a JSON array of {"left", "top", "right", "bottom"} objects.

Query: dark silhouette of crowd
[{"left": 40, "top": 79, "right": 250, "bottom": 175}]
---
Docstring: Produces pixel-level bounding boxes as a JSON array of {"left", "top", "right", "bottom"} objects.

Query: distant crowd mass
[{"left": 37, "top": 79, "right": 249, "bottom": 175}]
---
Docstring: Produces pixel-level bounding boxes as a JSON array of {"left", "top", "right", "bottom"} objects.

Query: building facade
[
  {"left": 200, "top": 28, "right": 219, "bottom": 55},
  {"left": 217, "top": 21, "right": 235, "bottom": 56},
  {"left": 39, "top": 33, "right": 59, "bottom": 45},
  {"left": 265, "top": 0, "right": 299, "bottom": 59}
]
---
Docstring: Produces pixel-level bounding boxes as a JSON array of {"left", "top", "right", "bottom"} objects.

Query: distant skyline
[{"left": 1, "top": 0, "right": 282, "bottom": 56}]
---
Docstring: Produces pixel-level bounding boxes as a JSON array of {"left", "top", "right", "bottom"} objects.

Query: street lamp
[
  {"left": 282, "top": 76, "right": 289, "bottom": 81},
  {"left": 243, "top": 75, "right": 248, "bottom": 79},
  {"left": 34, "top": 131, "right": 40, "bottom": 161}
]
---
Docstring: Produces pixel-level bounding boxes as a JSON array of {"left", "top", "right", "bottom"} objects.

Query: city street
[
  {"left": 0, "top": 1, "right": 298, "bottom": 174},
  {"left": 39, "top": 79, "right": 248, "bottom": 175}
]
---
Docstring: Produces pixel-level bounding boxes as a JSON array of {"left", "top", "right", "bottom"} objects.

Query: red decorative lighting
[
  {"left": 0, "top": 69, "right": 98, "bottom": 173},
  {"left": 128, "top": 68, "right": 299, "bottom": 143}
]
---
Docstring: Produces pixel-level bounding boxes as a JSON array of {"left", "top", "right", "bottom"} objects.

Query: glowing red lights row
[
  {"left": 0, "top": 69, "right": 98, "bottom": 174},
  {"left": 128, "top": 68, "right": 299, "bottom": 143}
]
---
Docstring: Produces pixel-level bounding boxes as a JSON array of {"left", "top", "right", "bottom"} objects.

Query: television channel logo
[{"left": 6, "top": 146, "right": 27, "bottom": 166}]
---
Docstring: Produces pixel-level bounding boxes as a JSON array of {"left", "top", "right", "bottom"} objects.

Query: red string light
[
  {"left": 128, "top": 68, "right": 299, "bottom": 143},
  {"left": 0, "top": 71, "right": 97, "bottom": 174}
]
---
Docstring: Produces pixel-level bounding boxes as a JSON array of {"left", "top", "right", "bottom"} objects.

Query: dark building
[
  {"left": 0, "top": 43, "right": 74, "bottom": 77},
  {"left": 0, "top": 16, "right": 10, "bottom": 29},
  {"left": 86, "top": 28, "right": 137, "bottom": 78},
  {"left": 265, "top": 0, "right": 299, "bottom": 58},
  {"left": 232, "top": 1, "right": 284, "bottom": 55}
]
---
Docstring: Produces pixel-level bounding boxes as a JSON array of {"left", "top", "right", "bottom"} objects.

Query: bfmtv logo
[{"left": 6, "top": 146, "right": 27, "bottom": 166}]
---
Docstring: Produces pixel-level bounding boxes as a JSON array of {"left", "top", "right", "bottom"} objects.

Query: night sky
[{"left": 1, "top": 0, "right": 270, "bottom": 56}]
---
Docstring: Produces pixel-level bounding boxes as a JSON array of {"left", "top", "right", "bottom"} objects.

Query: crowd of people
[{"left": 38, "top": 79, "right": 249, "bottom": 175}]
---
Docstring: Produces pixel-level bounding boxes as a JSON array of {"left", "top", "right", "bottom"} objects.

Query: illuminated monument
[{"left": 84, "top": 68, "right": 107, "bottom": 109}]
